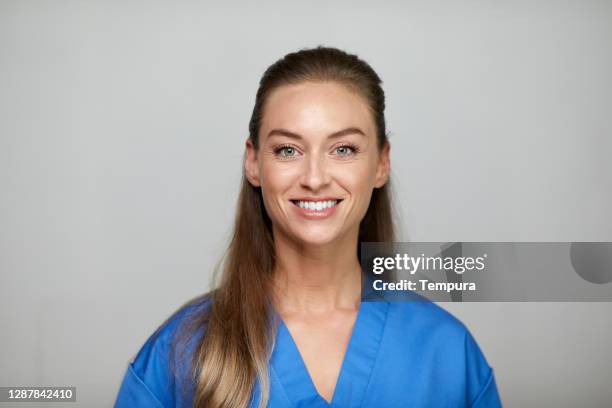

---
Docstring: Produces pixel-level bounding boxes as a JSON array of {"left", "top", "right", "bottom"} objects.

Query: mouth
[{"left": 290, "top": 199, "right": 343, "bottom": 212}]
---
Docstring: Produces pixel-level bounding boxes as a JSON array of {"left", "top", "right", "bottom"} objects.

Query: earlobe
[{"left": 244, "top": 138, "right": 261, "bottom": 187}]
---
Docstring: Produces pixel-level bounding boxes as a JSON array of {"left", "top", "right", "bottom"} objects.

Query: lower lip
[{"left": 291, "top": 201, "right": 341, "bottom": 220}]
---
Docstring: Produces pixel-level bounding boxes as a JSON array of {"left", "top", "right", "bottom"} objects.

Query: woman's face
[{"left": 245, "top": 81, "right": 390, "bottom": 247}]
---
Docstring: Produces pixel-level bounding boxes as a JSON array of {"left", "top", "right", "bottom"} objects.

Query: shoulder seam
[
  {"left": 468, "top": 367, "right": 495, "bottom": 408},
  {"left": 127, "top": 363, "right": 167, "bottom": 408}
]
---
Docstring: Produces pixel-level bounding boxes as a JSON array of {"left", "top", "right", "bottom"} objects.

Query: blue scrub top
[{"left": 115, "top": 297, "right": 502, "bottom": 407}]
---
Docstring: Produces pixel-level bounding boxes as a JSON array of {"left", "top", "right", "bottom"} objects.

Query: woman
[{"left": 115, "top": 46, "right": 502, "bottom": 408}]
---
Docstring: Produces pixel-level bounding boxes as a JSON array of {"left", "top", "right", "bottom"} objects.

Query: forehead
[{"left": 260, "top": 81, "right": 376, "bottom": 140}]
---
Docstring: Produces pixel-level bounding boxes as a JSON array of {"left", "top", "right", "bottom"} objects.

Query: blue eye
[
  {"left": 335, "top": 145, "right": 356, "bottom": 156},
  {"left": 273, "top": 144, "right": 357, "bottom": 158},
  {"left": 275, "top": 146, "right": 298, "bottom": 157}
]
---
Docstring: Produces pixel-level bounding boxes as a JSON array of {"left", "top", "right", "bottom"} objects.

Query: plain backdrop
[{"left": 1, "top": 1, "right": 611, "bottom": 407}]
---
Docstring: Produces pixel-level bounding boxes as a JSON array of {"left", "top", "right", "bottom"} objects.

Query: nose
[{"left": 299, "top": 154, "right": 331, "bottom": 192}]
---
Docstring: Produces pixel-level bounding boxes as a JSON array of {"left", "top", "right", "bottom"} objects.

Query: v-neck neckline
[{"left": 270, "top": 301, "right": 390, "bottom": 408}]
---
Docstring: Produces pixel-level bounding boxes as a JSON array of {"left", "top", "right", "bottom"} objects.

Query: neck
[{"left": 271, "top": 226, "right": 363, "bottom": 316}]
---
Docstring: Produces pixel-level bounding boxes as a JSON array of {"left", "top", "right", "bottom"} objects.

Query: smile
[
  {"left": 290, "top": 199, "right": 343, "bottom": 219},
  {"left": 291, "top": 200, "right": 339, "bottom": 210}
]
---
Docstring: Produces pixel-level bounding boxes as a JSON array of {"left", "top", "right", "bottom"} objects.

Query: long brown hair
[{"left": 175, "top": 46, "right": 396, "bottom": 408}]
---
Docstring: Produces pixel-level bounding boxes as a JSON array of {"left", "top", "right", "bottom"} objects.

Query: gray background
[{"left": 1, "top": 0, "right": 611, "bottom": 407}]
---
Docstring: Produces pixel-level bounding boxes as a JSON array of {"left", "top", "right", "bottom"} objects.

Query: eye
[
  {"left": 274, "top": 144, "right": 299, "bottom": 158},
  {"left": 334, "top": 144, "right": 358, "bottom": 157}
]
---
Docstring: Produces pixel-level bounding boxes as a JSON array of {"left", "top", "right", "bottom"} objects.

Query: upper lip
[{"left": 290, "top": 197, "right": 343, "bottom": 202}]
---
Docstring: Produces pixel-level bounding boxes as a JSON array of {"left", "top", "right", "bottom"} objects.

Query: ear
[
  {"left": 244, "top": 138, "right": 261, "bottom": 187},
  {"left": 374, "top": 141, "right": 390, "bottom": 188}
]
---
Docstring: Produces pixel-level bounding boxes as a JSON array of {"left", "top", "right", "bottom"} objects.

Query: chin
[{"left": 291, "top": 229, "right": 343, "bottom": 247}]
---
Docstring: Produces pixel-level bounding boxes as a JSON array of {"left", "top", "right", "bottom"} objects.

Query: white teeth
[{"left": 295, "top": 200, "right": 338, "bottom": 211}]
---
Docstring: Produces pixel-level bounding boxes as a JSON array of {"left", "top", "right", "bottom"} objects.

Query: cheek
[
  {"left": 259, "top": 162, "right": 298, "bottom": 203},
  {"left": 341, "top": 159, "right": 378, "bottom": 192}
]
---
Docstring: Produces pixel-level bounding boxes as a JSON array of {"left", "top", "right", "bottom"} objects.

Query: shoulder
[
  {"left": 147, "top": 293, "right": 213, "bottom": 350},
  {"left": 133, "top": 293, "right": 212, "bottom": 372},
  {"left": 115, "top": 294, "right": 212, "bottom": 408},
  {"left": 385, "top": 299, "right": 487, "bottom": 364},
  {"left": 383, "top": 300, "right": 502, "bottom": 407},
  {"left": 386, "top": 297, "right": 470, "bottom": 340},
  {"left": 385, "top": 299, "right": 490, "bottom": 369},
  {"left": 134, "top": 293, "right": 213, "bottom": 376}
]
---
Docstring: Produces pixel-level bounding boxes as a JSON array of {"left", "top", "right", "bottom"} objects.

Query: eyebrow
[{"left": 267, "top": 127, "right": 366, "bottom": 140}]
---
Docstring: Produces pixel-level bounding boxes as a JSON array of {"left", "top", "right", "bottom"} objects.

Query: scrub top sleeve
[
  {"left": 114, "top": 334, "right": 175, "bottom": 408},
  {"left": 115, "top": 364, "right": 165, "bottom": 408},
  {"left": 464, "top": 330, "right": 503, "bottom": 408},
  {"left": 470, "top": 368, "right": 502, "bottom": 408}
]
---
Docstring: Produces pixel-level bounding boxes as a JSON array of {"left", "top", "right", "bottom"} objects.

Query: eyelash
[{"left": 273, "top": 143, "right": 360, "bottom": 159}]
